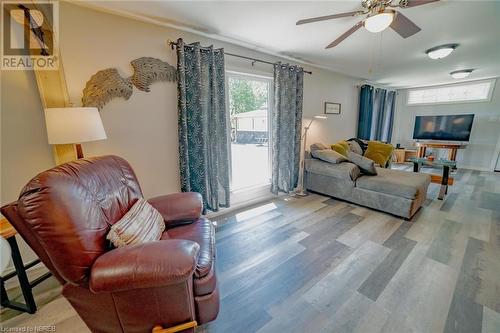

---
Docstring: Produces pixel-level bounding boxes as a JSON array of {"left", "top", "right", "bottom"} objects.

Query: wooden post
[{"left": 29, "top": 0, "right": 77, "bottom": 165}]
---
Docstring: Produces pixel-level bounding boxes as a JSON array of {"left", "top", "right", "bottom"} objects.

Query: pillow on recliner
[
  {"left": 311, "top": 149, "right": 348, "bottom": 164},
  {"left": 107, "top": 198, "right": 166, "bottom": 247}
]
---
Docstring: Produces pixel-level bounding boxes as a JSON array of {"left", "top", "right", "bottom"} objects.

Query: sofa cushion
[
  {"left": 356, "top": 168, "right": 431, "bottom": 199},
  {"left": 347, "top": 151, "right": 377, "bottom": 175},
  {"left": 347, "top": 140, "right": 363, "bottom": 155},
  {"left": 310, "top": 142, "right": 330, "bottom": 151},
  {"left": 305, "top": 159, "right": 360, "bottom": 181},
  {"left": 348, "top": 138, "right": 368, "bottom": 154},
  {"left": 311, "top": 149, "right": 347, "bottom": 164}
]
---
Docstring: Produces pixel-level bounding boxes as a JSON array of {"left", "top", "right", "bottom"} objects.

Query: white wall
[
  {"left": 58, "top": 2, "right": 360, "bottom": 198},
  {"left": 1, "top": 2, "right": 360, "bottom": 266},
  {"left": 392, "top": 81, "right": 500, "bottom": 171},
  {"left": 1, "top": 70, "right": 56, "bottom": 268}
]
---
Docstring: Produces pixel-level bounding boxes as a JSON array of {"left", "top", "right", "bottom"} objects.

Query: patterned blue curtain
[
  {"left": 271, "top": 63, "right": 304, "bottom": 194},
  {"left": 177, "top": 38, "right": 230, "bottom": 211},
  {"left": 370, "top": 88, "right": 387, "bottom": 140},
  {"left": 357, "top": 85, "right": 396, "bottom": 143},
  {"left": 357, "top": 85, "right": 373, "bottom": 140},
  {"left": 374, "top": 90, "right": 396, "bottom": 142}
]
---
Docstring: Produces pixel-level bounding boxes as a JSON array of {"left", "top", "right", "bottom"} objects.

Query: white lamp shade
[{"left": 44, "top": 107, "right": 107, "bottom": 144}]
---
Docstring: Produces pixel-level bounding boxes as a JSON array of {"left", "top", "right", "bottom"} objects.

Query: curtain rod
[
  {"left": 169, "top": 41, "right": 312, "bottom": 75},
  {"left": 356, "top": 84, "right": 397, "bottom": 92}
]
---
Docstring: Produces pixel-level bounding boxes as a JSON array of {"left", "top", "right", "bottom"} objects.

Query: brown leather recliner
[{"left": 0, "top": 156, "right": 219, "bottom": 333}]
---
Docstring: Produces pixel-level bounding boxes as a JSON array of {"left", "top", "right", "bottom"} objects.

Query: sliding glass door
[{"left": 227, "top": 72, "right": 272, "bottom": 191}]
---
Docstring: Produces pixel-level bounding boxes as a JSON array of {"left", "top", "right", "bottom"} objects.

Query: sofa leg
[{"left": 152, "top": 321, "right": 197, "bottom": 333}]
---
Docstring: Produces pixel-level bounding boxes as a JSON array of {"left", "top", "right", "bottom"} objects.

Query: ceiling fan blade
[
  {"left": 390, "top": 12, "right": 421, "bottom": 38},
  {"left": 326, "top": 21, "right": 363, "bottom": 49},
  {"left": 297, "top": 11, "right": 363, "bottom": 25},
  {"left": 404, "top": 0, "right": 439, "bottom": 8}
]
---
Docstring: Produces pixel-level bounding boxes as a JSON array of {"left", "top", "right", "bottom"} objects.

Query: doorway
[{"left": 227, "top": 72, "right": 272, "bottom": 191}]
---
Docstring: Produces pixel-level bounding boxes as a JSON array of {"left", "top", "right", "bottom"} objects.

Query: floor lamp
[
  {"left": 44, "top": 107, "right": 107, "bottom": 163},
  {"left": 296, "top": 115, "right": 328, "bottom": 196}
]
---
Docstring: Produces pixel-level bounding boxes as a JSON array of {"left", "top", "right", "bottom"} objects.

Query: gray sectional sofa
[{"left": 304, "top": 154, "right": 431, "bottom": 219}]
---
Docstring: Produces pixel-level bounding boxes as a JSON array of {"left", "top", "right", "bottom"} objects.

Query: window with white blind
[{"left": 407, "top": 79, "right": 496, "bottom": 105}]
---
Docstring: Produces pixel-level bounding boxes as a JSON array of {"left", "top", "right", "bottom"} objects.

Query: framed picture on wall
[{"left": 324, "top": 102, "right": 341, "bottom": 114}]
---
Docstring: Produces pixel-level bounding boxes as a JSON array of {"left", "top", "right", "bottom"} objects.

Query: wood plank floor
[{"left": 2, "top": 168, "right": 500, "bottom": 333}]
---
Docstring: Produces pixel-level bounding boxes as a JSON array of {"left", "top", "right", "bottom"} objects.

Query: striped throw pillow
[{"left": 107, "top": 198, "right": 166, "bottom": 247}]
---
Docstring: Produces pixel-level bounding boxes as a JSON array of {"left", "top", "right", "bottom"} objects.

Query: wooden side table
[
  {"left": 0, "top": 218, "right": 52, "bottom": 313},
  {"left": 393, "top": 148, "right": 417, "bottom": 163}
]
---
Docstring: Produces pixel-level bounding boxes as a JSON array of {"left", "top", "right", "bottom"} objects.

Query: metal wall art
[{"left": 82, "top": 57, "right": 176, "bottom": 110}]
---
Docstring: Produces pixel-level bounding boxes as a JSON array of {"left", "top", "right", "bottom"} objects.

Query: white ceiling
[{"left": 84, "top": 0, "right": 500, "bottom": 88}]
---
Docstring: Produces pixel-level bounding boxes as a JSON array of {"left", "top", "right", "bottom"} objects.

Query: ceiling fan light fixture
[
  {"left": 450, "top": 69, "right": 473, "bottom": 79},
  {"left": 426, "top": 44, "right": 459, "bottom": 59},
  {"left": 364, "top": 11, "right": 395, "bottom": 33}
]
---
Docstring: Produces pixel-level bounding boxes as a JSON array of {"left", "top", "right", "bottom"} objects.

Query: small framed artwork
[{"left": 324, "top": 102, "right": 341, "bottom": 115}]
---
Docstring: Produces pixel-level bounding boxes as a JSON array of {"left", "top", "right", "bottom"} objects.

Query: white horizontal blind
[{"left": 408, "top": 79, "right": 495, "bottom": 105}]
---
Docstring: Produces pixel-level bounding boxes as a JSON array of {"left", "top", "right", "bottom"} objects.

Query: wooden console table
[{"left": 414, "top": 142, "right": 467, "bottom": 162}]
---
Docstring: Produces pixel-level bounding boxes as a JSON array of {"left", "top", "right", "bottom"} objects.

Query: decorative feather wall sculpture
[
  {"left": 82, "top": 69, "right": 133, "bottom": 110},
  {"left": 82, "top": 57, "right": 176, "bottom": 109},
  {"left": 131, "top": 57, "right": 177, "bottom": 92}
]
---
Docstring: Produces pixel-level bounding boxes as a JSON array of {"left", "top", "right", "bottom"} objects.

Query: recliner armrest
[
  {"left": 148, "top": 192, "right": 203, "bottom": 225},
  {"left": 90, "top": 240, "right": 200, "bottom": 293}
]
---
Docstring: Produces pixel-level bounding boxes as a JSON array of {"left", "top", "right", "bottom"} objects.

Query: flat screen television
[{"left": 413, "top": 114, "right": 474, "bottom": 141}]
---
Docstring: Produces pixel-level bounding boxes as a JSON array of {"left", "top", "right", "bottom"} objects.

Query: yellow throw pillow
[
  {"left": 331, "top": 143, "right": 347, "bottom": 157},
  {"left": 338, "top": 140, "right": 349, "bottom": 152},
  {"left": 364, "top": 141, "right": 394, "bottom": 167}
]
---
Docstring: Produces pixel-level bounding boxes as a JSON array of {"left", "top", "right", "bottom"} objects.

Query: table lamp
[
  {"left": 44, "top": 107, "right": 107, "bottom": 162},
  {"left": 296, "top": 115, "right": 328, "bottom": 196}
]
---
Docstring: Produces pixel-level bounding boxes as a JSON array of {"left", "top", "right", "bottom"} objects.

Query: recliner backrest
[{"left": 16, "top": 155, "right": 143, "bottom": 286}]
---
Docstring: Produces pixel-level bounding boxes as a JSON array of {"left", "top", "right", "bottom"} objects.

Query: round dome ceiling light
[
  {"left": 364, "top": 11, "right": 395, "bottom": 33},
  {"left": 426, "top": 44, "right": 459, "bottom": 60},
  {"left": 450, "top": 69, "right": 474, "bottom": 79}
]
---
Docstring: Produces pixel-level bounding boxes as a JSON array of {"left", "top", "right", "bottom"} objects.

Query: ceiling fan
[{"left": 296, "top": 0, "right": 439, "bottom": 49}]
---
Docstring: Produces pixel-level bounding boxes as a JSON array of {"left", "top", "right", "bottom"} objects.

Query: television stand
[{"left": 414, "top": 142, "right": 467, "bottom": 168}]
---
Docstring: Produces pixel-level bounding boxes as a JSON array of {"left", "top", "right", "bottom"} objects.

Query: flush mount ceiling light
[
  {"left": 364, "top": 11, "right": 395, "bottom": 33},
  {"left": 450, "top": 69, "right": 473, "bottom": 79},
  {"left": 426, "top": 44, "right": 459, "bottom": 59}
]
